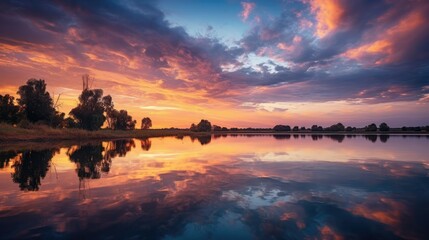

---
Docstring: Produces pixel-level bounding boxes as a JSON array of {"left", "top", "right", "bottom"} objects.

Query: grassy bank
[
  {"left": 0, "top": 124, "right": 210, "bottom": 143},
  {"left": 1, "top": 123, "right": 428, "bottom": 144}
]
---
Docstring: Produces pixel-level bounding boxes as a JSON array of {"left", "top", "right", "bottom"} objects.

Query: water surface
[{"left": 1, "top": 135, "right": 428, "bottom": 239}]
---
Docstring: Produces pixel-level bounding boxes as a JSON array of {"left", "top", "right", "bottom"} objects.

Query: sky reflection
[{"left": 0, "top": 135, "right": 428, "bottom": 239}]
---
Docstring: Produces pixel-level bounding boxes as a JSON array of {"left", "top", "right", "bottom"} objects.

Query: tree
[
  {"left": 273, "top": 125, "right": 291, "bottom": 131},
  {"left": 64, "top": 117, "right": 79, "bottom": 128},
  {"left": 141, "top": 117, "right": 152, "bottom": 129},
  {"left": 0, "top": 94, "right": 19, "bottom": 124},
  {"left": 346, "top": 126, "right": 353, "bottom": 132},
  {"left": 17, "top": 79, "right": 56, "bottom": 124},
  {"left": 311, "top": 125, "right": 323, "bottom": 131},
  {"left": 293, "top": 126, "right": 299, "bottom": 131},
  {"left": 113, "top": 110, "right": 136, "bottom": 130},
  {"left": 365, "top": 123, "right": 377, "bottom": 132},
  {"left": 190, "top": 119, "right": 212, "bottom": 132},
  {"left": 70, "top": 89, "right": 106, "bottom": 131},
  {"left": 379, "top": 122, "right": 390, "bottom": 132},
  {"left": 213, "top": 125, "right": 222, "bottom": 131},
  {"left": 326, "top": 123, "right": 345, "bottom": 131},
  {"left": 102, "top": 95, "right": 115, "bottom": 129}
]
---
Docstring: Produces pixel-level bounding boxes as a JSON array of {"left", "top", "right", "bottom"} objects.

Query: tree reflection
[
  {"left": 273, "top": 134, "right": 291, "bottom": 140},
  {"left": 311, "top": 135, "right": 323, "bottom": 141},
  {"left": 325, "top": 135, "right": 345, "bottom": 143},
  {"left": 364, "top": 135, "right": 378, "bottom": 143},
  {"left": 67, "top": 144, "right": 106, "bottom": 180},
  {"left": 139, "top": 138, "right": 152, "bottom": 151},
  {"left": 105, "top": 139, "right": 136, "bottom": 158},
  {"left": 190, "top": 135, "right": 212, "bottom": 145},
  {"left": 379, "top": 135, "right": 390, "bottom": 143},
  {"left": 67, "top": 140, "right": 136, "bottom": 180},
  {"left": 0, "top": 150, "right": 18, "bottom": 169},
  {"left": 11, "top": 149, "right": 57, "bottom": 191}
]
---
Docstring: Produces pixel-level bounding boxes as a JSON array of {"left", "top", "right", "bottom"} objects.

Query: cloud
[
  {"left": 0, "top": 0, "right": 428, "bottom": 127},
  {"left": 140, "top": 106, "right": 182, "bottom": 111},
  {"left": 240, "top": 2, "right": 255, "bottom": 22}
]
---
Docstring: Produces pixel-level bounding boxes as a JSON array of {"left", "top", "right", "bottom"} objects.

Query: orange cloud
[
  {"left": 343, "top": 10, "right": 426, "bottom": 65},
  {"left": 309, "top": 0, "right": 344, "bottom": 38}
]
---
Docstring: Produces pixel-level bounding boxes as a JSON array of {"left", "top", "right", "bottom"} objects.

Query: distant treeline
[
  {"left": 0, "top": 78, "right": 152, "bottom": 131},
  {"left": 1, "top": 79, "right": 427, "bottom": 133},
  {"left": 183, "top": 120, "right": 429, "bottom": 133}
]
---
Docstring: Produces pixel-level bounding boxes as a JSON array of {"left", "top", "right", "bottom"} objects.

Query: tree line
[
  {"left": 0, "top": 79, "right": 152, "bottom": 130},
  {"left": 273, "top": 122, "right": 429, "bottom": 132}
]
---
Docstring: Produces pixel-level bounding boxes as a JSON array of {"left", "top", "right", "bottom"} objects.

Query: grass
[
  {"left": 0, "top": 123, "right": 211, "bottom": 143},
  {"left": 1, "top": 123, "right": 427, "bottom": 144}
]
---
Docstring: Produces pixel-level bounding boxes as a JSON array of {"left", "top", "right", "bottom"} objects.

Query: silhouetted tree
[
  {"left": 379, "top": 122, "right": 390, "bottom": 132},
  {"left": 112, "top": 110, "right": 136, "bottom": 130},
  {"left": 311, "top": 125, "right": 323, "bottom": 131},
  {"left": 365, "top": 123, "right": 378, "bottom": 132},
  {"left": 190, "top": 119, "right": 212, "bottom": 132},
  {"left": 17, "top": 79, "right": 56, "bottom": 124},
  {"left": 0, "top": 94, "right": 19, "bottom": 124},
  {"left": 141, "top": 117, "right": 152, "bottom": 130},
  {"left": 300, "top": 126, "right": 306, "bottom": 130},
  {"left": 273, "top": 125, "right": 291, "bottom": 131},
  {"left": 326, "top": 123, "right": 345, "bottom": 131},
  {"left": 64, "top": 117, "right": 79, "bottom": 128},
  {"left": 11, "top": 149, "right": 57, "bottom": 191},
  {"left": 213, "top": 125, "right": 222, "bottom": 131},
  {"left": 292, "top": 126, "right": 299, "bottom": 131},
  {"left": 70, "top": 89, "right": 106, "bottom": 130},
  {"left": 102, "top": 95, "right": 115, "bottom": 129}
]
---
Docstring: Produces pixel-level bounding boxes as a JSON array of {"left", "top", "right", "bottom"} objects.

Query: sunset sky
[{"left": 0, "top": 0, "right": 428, "bottom": 128}]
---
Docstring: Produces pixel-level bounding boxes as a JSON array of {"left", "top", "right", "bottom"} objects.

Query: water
[{"left": 0, "top": 134, "right": 428, "bottom": 239}]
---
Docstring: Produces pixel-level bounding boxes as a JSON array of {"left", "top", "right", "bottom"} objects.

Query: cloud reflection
[{"left": 0, "top": 135, "right": 428, "bottom": 239}]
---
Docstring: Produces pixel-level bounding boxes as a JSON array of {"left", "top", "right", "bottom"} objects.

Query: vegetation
[
  {"left": 379, "top": 122, "right": 390, "bottom": 132},
  {"left": 70, "top": 89, "right": 106, "bottom": 130},
  {"left": 16, "top": 79, "right": 65, "bottom": 128},
  {"left": 141, "top": 117, "right": 152, "bottom": 129},
  {"left": 190, "top": 119, "right": 212, "bottom": 132},
  {"left": 1, "top": 78, "right": 428, "bottom": 144},
  {"left": 364, "top": 123, "right": 378, "bottom": 132},
  {"left": 0, "top": 94, "right": 19, "bottom": 124},
  {"left": 311, "top": 125, "right": 323, "bottom": 131},
  {"left": 273, "top": 125, "right": 291, "bottom": 131}
]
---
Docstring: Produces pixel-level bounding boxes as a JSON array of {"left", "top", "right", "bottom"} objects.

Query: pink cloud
[{"left": 240, "top": 2, "right": 255, "bottom": 22}]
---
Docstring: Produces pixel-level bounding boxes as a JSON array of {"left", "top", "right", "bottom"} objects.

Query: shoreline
[{"left": 1, "top": 124, "right": 428, "bottom": 143}]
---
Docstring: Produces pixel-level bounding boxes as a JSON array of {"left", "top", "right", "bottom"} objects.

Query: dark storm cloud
[{"left": 235, "top": 0, "right": 429, "bottom": 103}]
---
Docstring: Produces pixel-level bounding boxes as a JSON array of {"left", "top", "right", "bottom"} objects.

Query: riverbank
[
  {"left": 1, "top": 123, "right": 428, "bottom": 143},
  {"left": 0, "top": 124, "right": 210, "bottom": 142}
]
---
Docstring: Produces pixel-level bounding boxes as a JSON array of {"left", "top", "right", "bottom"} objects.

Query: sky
[{"left": 0, "top": 0, "right": 428, "bottom": 128}]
